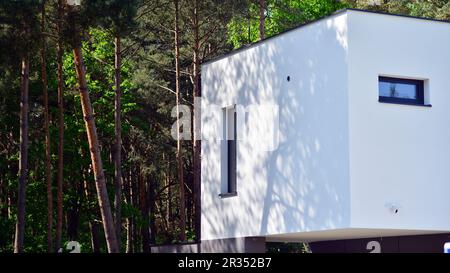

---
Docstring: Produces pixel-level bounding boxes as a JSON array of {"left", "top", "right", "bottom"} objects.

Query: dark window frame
[
  {"left": 378, "top": 76, "right": 425, "bottom": 105},
  {"left": 227, "top": 109, "right": 237, "bottom": 194},
  {"left": 219, "top": 105, "right": 237, "bottom": 198}
]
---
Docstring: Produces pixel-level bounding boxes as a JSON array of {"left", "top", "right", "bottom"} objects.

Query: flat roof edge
[
  {"left": 347, "top": 8, "right": 450, "bottom": 25},
  {"left": 202, "top": 8, "right": 449, "bottom": 66},
  {"left": 202, "top": 9, "right": 347, "bottom": 66}
]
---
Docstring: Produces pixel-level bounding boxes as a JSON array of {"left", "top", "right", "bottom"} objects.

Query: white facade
[{"left": 201, "top": 9, "right": 450, "bottom": 242}]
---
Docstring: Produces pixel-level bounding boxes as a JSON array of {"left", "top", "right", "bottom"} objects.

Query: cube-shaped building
[{"left": 200, "top": 9, "right": 450, "bottom": 252}]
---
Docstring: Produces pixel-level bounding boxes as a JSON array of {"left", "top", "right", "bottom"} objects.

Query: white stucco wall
[
  {"left": 347, "top": 11, "right": 450, "bottom": 231},
  {"left": 201, "top": 12, "right": 350, "bottom": 241},
  {"left": 201, "top": 9, "right": 450, "bottom": 242}
]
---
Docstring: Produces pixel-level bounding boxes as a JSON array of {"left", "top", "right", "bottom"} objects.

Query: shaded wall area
[
  {"left": 201, "top": 10, "right": 350, "bottom": 242},
  {"left": 150, "top": 237, "right": 266, "bottom": 253},
  {"left": 310, "top": 233, "right": 450, "bottom": 253},
  {"left": 150, "top": 233, "right": 450, "bottom": 253}
]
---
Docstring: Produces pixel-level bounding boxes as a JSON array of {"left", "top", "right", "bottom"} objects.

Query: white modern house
[{"left": 200, "top": 8, "right": 450, "bottom": 253}]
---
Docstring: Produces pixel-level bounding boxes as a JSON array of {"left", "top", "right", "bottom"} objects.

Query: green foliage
[
  {"left": 227, "top": 0, "right": 348, "bottom": 48},
  {"left": 98, "top": 0, "right": 139, "bottom": 36},
  {"left": 64, "top": 28, "right": 137, "bottom": 138},
  {"left": 0, "top": 0, "right": 43, "bottom": 57},
  {"left": 227, "top": 0, "right": 449, "bottom": 49},
  {"left": 344, "top": 0, "right": 450, "bottom": 20},
  {"left": 1, "top": 0, "right": 447, "bottom": 253}
]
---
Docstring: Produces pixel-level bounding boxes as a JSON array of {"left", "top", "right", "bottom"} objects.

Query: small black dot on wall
[{"left": 287, "top": 76, "right": 290, "bottom": 82}]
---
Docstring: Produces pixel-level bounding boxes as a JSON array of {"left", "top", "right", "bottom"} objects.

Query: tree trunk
[
  {"left": 67, "top": 175, "right": 84, "bottom": 242},
  {"left": 126, "top": 217, "right": 133, "bottom": 253},
  {"left": 7, "top": 170, "right": 13, "bottom": 219},
  {"left": 148, "top": 177, "right": 157, "bottom": 244},
  {"left": 132, "top": 166, "right": 139, "bottom": 252},
  {"left": 14, "top": 55, "right": 30, "bottom": 253},
  {"left": 259, "top": 0, "right": 265, "bottom": 40},
  {"left": 163, "top": 153, "right": 172, "bottom": 234},
  {"left": 72, "top": 46, "right": 119, "bottom": 253},
  {"left": 192, "top": 0, "right": 201, "bottom": 243},
  {"left": 114, "top": 35, "right": 123, "bottom": 244},
  {"left": 41, "top": 4, "right": 53, "bottom": 252},
  {"left": 139, "top": 172, "right": 150, "bottom": 252},
  {"left": 174, "top": 0, "right": 186, "bottom": 243},
  {"left": 125, "top": 167, "right": 133, "bottom": 253},
  {"left": 66, "top": 195, "right": 80, "bottom": 242},
  {"left": 55, "top": 0, "right": 64, "bottom": 253},
  {"left": 0, "top": 179, "right": 5, "bottom": 218},
  {"left": 89, "top": 221, "right": 101, "bottom": 253},
  {"left": 82, "top": 167, "right": 101, "bottom": 253}
]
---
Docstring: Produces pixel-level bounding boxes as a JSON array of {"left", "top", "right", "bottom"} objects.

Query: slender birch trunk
[
  {"left": 40, "top": 3, "right": 53, "bottom": 252},
  {"left": 174, "top": 0, "right": 186, "bottom": 242},
  {"left": 14, "top": 55, "right": 30, "bottom": 253},
  {"left": 114, "top": 35, "right": 123, "bottom": 243},
  {"left": 191, "top": 0, "right": 201, "bottom": 243},
  {"left": 55, "top": 0, "right": 65, "bottom": 253}
]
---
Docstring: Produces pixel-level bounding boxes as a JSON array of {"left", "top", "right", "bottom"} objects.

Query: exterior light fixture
[{"left": 386, "top": 203, "right": 401, "bottom": 214}]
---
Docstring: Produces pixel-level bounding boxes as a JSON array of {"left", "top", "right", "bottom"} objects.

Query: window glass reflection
[{"left": 379, "top": 81, "right": 417, "bottom": 99}]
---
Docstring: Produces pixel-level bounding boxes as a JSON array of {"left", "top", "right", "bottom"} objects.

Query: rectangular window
[
  {"left": 220, "top": 105, "right": 237, "bottom": 197},
  {"left": 378, "top": 76, "right": 425, "bottom": 105}
]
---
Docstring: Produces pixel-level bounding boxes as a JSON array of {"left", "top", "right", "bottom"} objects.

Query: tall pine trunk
[
  {"left": 148, "top": 177, "right": 157, "bottom": 244},
  {"left": 132, "top": 165, "right": 139, "bottom": 251},
  {"left": 114, "top": 35, "right": 122, "bottom": 244},
  {"left": 192, "top": 0, "right": 201, "bottom": 243},
  {"left": 259, "top": 0, "right": 265, "bottom": 40},
  {"left": 72, "top": 46, "right": 119, "bottom": 253},
  {"left": 56, "top": 0, "right": 64, "bottom": 252},
  {"left": 164, "top": 153, "right": 172, "bottom": 235},
  {"left": 41, "top": 3, "right": 53, "bottom": 252},
  {"left": 66, "top": 178, "right": 82, "bottom": 242},
  {"left": 139, "top": 172, "right": 150, "bottom": 252},
  {"left": 82, "top": 167, "right": 101, "bottom": 253},
  {"left": 174, "top": 0, "right": 186, "bottom": 242},
  {"left": 14, "top": 55, "right": 30, "bottom": 253},
  {"left": 125, "top": 166, "right": 134, "bottom": 253}
]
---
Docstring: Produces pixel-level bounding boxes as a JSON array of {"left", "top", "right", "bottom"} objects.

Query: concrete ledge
[
  {"left": 150, "top": 243, "right": 200, "bottom": 253},
  {"left": 150, "top": 237, "right": 266, "bottom": 253},
  {"left": 310, "top": 233, "right": 450, "bottom": 253}
]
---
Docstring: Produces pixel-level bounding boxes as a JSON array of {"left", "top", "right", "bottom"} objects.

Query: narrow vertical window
[{"left": 220, "top": 105, "right": 237, "bottom": 197}]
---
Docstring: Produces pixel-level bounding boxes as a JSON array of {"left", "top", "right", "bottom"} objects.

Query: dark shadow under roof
[{"left": 202, "top": 8, "right": 450, "bottom": 66}]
